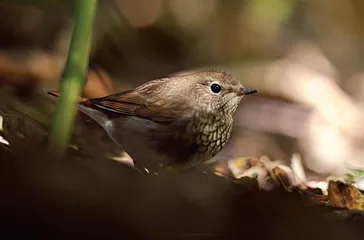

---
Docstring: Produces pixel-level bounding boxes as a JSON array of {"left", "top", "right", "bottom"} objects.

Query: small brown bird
[{"left": 49, "top": 70, "right": 257, "bottom": 173}]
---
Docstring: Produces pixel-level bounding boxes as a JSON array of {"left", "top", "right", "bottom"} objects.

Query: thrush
[{"left": 49, "top": 70, "right": 257, "bottom": 173}]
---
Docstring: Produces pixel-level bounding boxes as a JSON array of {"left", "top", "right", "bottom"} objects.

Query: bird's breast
[{"left": 190, "top": 113, "right": 234, "bottom": 160}]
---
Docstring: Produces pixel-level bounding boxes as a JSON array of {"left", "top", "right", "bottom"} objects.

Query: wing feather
[{"left": 88, "top": 78, "right": 187, "bottom": 123}]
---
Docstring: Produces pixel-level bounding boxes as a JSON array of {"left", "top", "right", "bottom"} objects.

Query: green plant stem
[{"left": 48, "top": 0, "right": 97, "bottom": 157}]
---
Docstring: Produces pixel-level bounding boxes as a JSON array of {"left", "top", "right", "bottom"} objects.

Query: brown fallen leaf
[
  {"left": 311, "top": 194, "right": 328, "bottom": 204},
  {"left": 271, "top": 166, "right": 294, "bottom": 191},
  {"left": 327, "top": 180, "right": 364, "bottom": 210}
]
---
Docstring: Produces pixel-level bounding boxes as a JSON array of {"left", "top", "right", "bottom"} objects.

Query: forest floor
[{"left": 1, "top": 88, "right": 364, "bottom": 239}]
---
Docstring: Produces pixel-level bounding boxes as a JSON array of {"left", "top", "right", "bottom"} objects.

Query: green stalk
[{"left": 48, "top": 0, "right": 97, "bottom": 157}]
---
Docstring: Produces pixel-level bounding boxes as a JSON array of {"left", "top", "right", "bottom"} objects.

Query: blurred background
[{"left": 1, "top": 0, "right": 364, "bottom": 238}]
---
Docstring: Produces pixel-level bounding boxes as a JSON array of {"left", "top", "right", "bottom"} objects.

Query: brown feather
[
  {"left": 88, "top": 77, "right": 188, "bottom": 124},
  {"left": 47, "top": 90, "right": 89, "bottom": 103},
  {"left": 47, "top": 88, "right": 177, "bottom": 122}
]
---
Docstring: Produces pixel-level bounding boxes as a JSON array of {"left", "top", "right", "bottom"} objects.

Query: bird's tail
[
  {"left": 46, "top": 90, "right": 109, "bottom": 127},
  {"left": 47, "top": 90, "right": 89, "bottom": 104}
]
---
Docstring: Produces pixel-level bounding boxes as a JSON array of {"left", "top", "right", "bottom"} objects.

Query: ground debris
[
  {"left": 328, "top": 180, "right": 364, "bottom": 210},
  {"left": 217, "top": 153, "right": 364, "bottom": 219}
]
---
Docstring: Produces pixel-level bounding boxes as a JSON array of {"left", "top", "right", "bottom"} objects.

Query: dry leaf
[{"left": 328, "top": 180, "right": 364, "bottom": 210}]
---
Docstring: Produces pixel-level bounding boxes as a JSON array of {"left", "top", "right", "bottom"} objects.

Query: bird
[{"left": 48, "top": 70, "right": 257, "bottom": 174}]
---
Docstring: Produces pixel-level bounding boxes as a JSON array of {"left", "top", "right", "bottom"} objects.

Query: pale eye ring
[{"left": 210, "top": 83, "right": 221, "bottom": 93}]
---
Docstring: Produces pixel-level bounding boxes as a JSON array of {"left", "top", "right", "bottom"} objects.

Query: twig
[{"left": 48, "top": 0, "right": 97, "bottom": 157}]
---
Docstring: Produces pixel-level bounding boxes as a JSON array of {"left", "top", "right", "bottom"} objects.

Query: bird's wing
[{"left": 88, "top": 79, "right": 188, "bottom": 124}]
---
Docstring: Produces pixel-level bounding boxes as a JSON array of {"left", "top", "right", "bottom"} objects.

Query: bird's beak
[{"left": 238, "top": 87, "right": 258, "bottom": 96}]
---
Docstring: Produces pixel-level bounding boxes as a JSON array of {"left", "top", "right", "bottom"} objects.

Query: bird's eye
[{"left": 210, "top": 83, "right": 221, "bottom": 93}]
